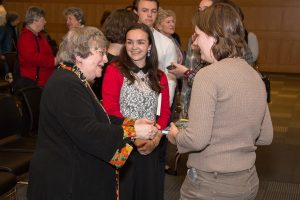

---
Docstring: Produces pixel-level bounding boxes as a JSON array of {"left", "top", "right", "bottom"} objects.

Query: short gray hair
[
  {"left": 25, "top": 6, "right": 45, "bottom": 25},
  {"left": 154, "top": 8, "right": 176, "bottom": 29},
  {"left": 63, "top": 7, "right": 85, "bottom": 25},
  {"left": 57, "top": 26, "right": 108, "bottom": 63}
]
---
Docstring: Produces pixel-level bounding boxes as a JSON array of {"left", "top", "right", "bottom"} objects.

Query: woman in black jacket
[{"left": 27, "top": 26, "right": 157, "bottom": 200}]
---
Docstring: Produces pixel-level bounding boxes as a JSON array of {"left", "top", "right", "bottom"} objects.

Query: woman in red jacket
[
  {"left": 18, "top": 6, "right": 55, "bottom": 87},
  {"left": 102, "top": 23, "right": 170, "bottom": 200}
]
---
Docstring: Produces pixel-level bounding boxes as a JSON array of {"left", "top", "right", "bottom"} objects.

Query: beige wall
[{"left": 4, "top": 0, "right": 300, "bottom": 73}]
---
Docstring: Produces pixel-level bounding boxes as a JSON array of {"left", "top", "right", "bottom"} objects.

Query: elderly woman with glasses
[{"left": 27, "top": 26, "right": 158, "bottom": 200}]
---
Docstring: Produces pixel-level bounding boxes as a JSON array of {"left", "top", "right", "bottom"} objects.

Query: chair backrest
[
  {"left": 0, "top": 172, "right": 17, "bottom": 197},
  {"left": 0, "top": 94, "right": 23, "bottom": 140},
  {"left": 17, "top": 86, "right": 43, "bottom": 136}
]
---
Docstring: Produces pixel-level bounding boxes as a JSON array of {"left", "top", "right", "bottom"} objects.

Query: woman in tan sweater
[{"left": 167, "top": 3, "right": 273, "bottom": 200}]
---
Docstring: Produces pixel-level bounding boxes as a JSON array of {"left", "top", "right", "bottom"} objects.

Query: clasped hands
[{"left": 134, "top": 118, "right": 162, "bottom": 155}]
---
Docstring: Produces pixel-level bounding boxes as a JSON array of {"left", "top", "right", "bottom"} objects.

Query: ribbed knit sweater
[{"left": 176, "top": 58, "right": 273, "bottom": 173}]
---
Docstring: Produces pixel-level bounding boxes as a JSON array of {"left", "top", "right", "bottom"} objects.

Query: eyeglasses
[{"left": 94, "top": 49, "right": 107, "bottom": 56}]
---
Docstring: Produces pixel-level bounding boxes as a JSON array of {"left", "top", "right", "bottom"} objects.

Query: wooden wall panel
[
  {"left": 282, "top": 8, "right": 300, "bottom": 31},
  {"left": 242, "top": 7, "right": 282, "bottom": 31},
  {"left": 3, "top": 0, "right": 300, "bottom": 73}
]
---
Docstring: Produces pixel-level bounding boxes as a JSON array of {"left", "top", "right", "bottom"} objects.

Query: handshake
[
  {"left": 134, "top": 118, "right": 160, "bottom": 140},
  {"left": 133, "top": 118, "right": 162, "bottom": 155}
]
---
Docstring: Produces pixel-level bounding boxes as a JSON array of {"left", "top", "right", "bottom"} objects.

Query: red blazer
[
  {"left": 102, "top": 62, "right": 170, "bottom": 129},
  {"left": 18, "top": 27, "right": 55, "bottom": 87}
]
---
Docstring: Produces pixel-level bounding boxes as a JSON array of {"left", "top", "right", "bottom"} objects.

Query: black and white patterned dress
[
  {"left": 120, "top": 70, "right": 158, "bottom": 120},
  {"left": 118, "top": 70, "right": 162, "bottom": 200}
]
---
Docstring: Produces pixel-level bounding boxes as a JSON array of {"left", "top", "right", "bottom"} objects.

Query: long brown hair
[
  {"left": 194, "top": 3, "right": 246, "bottom": 61},
  {"left": 117, "top": 23, "right": 161, "bottom": 93}
]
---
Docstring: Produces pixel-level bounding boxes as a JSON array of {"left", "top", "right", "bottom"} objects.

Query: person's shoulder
[
  {"left": 195, "top": 62, "right": 213, "bottom": 78},
  {"left": 209, "top": 58, "right": 239, "bottom": 68},
  {"left": 247, "top": 32, "right": 257, "bottom": 38},
  {"left": 247, "top": 32, "right": 258, "bottom": 44},
  {"left": 194, "top": 59, "right": 229, "bottom": 79},
  {"left": 107, "top": 61, "right": 118, "bottom": 67},
  {"left": 106, "top": 61, "right": 124, "bottom": 78},
  {"left": 158, "top": 69, "right": 167, "bottom": 78},
  {"left": 153, "top": 29, "right": 173, "bottom": 44},
  {"left": 202, "top": 58, "right": 251, "bottom": 78},
  {"left": 19, "top": 27, "right": 32, "bottom": 38},
  {"left": 44, "top": 69, "right": 87, "bottom": 100},
  {"left": 107, "top": 61, "right": 121, "bottom": 72},
  {"left": 20, "top": 27, "right": 30, "bottom": 33},
  {"left": 38, "top": 31, "right": 47, "bottom": 39},
  {"left": 47, "top": 68, "right": 79, "bottom": 88}
]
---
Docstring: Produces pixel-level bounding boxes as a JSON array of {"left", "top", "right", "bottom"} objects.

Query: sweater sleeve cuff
[
  {"left": 121, "top": 118, "right": 136, "bottom": 139},
  {"left": 109, "top": 118, "right": 137, "bottom": 168},
  {"left": 109, "top": 143, "right": 133, "bottom": 168}
]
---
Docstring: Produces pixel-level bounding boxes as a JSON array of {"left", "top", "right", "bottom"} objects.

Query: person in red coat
[
  {"left": 102, "top": 23, "right": 170, "bottom": 200},
  {"left": 18, "top": 6, "right": 55, "bottom": 87}
]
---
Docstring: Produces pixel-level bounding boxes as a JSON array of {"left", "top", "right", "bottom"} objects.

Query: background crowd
[{"left": 0, "top": 0, "right": 272, "bottom": 200}]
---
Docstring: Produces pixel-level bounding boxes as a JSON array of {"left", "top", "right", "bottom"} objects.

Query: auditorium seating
[
  {"left": 0, "top": 88, "right": 42, "bottom": 193},
  {"left": 0, "top": 93, "right": 34, "bottom": 174},
  {"left": 0, "top": 93, "right": 37, "bottom": 152},
  {"left": 0, "top": 171, "right": 17, "bottom": 199},
  {"left": 16, "top": 86, "right": 43, "bottom": 136}
]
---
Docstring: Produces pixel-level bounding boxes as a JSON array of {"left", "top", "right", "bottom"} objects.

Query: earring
[{"left": 147, "top": 49, "right": 150, "bottom": 57}]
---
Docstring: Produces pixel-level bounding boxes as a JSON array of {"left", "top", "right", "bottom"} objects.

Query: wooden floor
[{"left": 164, "top": 73, "right": 300, "bottom": 200}]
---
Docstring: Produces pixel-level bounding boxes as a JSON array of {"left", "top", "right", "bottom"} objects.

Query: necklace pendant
[{"left": 141, "top": 78, "right": 145, "bottom": 81}]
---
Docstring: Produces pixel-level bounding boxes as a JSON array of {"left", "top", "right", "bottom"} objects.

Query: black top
[
  {"left": 92, "top": 52, "right": 118, "bottom": 100},
  {"left": 27, "top": 68, "right": 129, "bottom": 200},
  {"left": 4, "top": 23, "right": 17, "bottom": 52}
]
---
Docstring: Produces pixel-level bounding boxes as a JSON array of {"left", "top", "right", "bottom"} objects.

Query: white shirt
[
  {"left": 153, "top": 29, "right": 178, "bottom": 106},
  {"left": 248, "top": 32, "right": 259, "bottom": 63}
]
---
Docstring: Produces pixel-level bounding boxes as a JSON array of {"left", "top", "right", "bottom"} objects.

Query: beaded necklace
[{"left": 58, "top": 63, "right": 111, "bottom": 124}]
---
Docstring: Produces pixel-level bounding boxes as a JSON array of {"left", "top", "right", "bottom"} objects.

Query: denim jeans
[{"left": 180, "top": 166, "right": 259, "bottom": 200}]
